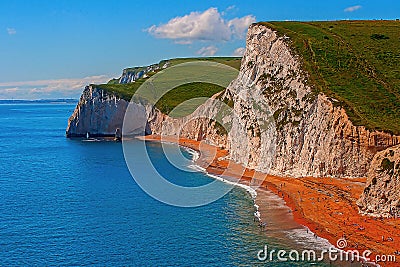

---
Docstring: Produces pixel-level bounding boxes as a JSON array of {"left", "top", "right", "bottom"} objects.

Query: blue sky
[{"left": 0, "top": 0, "right": 398, "bottom": 99}]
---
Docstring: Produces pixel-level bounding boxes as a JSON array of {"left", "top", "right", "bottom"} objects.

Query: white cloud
[
  {"left": 222, "top": 5, "right": 236, "bottom": 15},
  {"left": 196, "top": 46, "right": 218, "bottom": 56},
  {"left": 232, "top": 47, "right": 246, "bottom": 57},
  {"left": 344, "top": 5, "right": 362, "bottom": 12},
  {"left": 6, "top": 28, "right": 16, "bottom": 35},
  {"left": 228, "top": 16, "right": 255, "bottom": 39},
  {"left": 146, "top": 7, "right": 256, "bottom": 44},
  {"left": 0, "top": 75, "right": 111, "bottom": 99},
  {"left": 3, "top": 87, "right": 18, "bottom": 93},
  {"left": 174, "top": 40, "right": 193, "bottom": 45},
  {"left": 226, "top": 5, "right": 236, "bottom": 12}
]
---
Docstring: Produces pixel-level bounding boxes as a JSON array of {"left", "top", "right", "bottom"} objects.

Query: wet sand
[{"left": 139, "top": 135, "right": 399, "bottom": 266}]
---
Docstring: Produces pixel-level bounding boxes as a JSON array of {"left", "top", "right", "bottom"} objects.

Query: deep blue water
[{"left": 0, "top": 104, "right": 337, "bottom": 266}]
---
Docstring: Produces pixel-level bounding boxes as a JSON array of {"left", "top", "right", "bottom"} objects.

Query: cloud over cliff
[{"left": 146, "top": 7, "right": 255, "bottom": 44}]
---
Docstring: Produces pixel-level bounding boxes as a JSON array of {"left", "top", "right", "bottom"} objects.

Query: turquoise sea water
[{"left": 0, "top": 103, "right": 348, "bottom": 266}]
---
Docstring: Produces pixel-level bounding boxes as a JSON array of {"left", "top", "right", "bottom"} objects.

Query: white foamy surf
[
  {"left": 185, "top": 147, "right": 200, "bottom": 162},
  {"left": 184, "top": 147, "right": 261, "bottom": 223}
]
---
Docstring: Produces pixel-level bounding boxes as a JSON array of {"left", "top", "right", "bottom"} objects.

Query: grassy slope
[
  {"left": 259, "top": 20, "right": 400, "bottom": 134},
  {"left": 164, "top": 57, "right": 241, "bottom": 70},
  {"left": 156, "top": 82, "right": 224, "bottom": 117},
  {"left": 93, "top": 57, "right": 240, "bottom": 115}
]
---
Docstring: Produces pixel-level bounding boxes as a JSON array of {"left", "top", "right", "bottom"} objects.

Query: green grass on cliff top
[
  {"left": 93, "top": 57, "right": 240, "bottom": 115},
  {"left": 259, "top": 20, "right": 400, "bottom": 135}
]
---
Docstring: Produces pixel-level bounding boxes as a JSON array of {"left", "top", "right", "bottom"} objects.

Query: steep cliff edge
[
  {"left": 230, "top": 24, "right": 400, "bottom": 177},
  {"left": 66, "top": 85, "right": 128, "bottom": 137}
]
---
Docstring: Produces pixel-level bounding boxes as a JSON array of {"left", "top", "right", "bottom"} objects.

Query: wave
[
  {"left": 184, "top": 147, "right": 200, "bottom": 162},
  {"left": 184, "top": 148, "right": 261, "bottom": 223}
]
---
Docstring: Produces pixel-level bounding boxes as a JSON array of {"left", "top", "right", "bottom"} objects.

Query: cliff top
[
  {"left": 258, "top": 20, "right": 400, "bottom": 135},
  {"left": 93, "top": 57, "right": 238, "bottom": 113}
]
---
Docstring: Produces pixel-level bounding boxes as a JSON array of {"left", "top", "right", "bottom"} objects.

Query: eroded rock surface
[
  {"left": 66, "top": 85, "right": 128, "bottom": 137},
  {"left": 357, "top": 145, "right": 400, "bottom": 218}
]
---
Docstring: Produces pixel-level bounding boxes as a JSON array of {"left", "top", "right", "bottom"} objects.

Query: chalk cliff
[
  {"left": 144, "top": 24, "right": 400, "bottom": 178},
  {"left": 227, "top": 24, "right": 400, "bottom": 177},
  {"left": 118, "top": 62, "right": 169, "bottom": 84},
  {"left": 66, "top": 85, "right": 128, "bottom": 137},
  {"left": 66, "top": 24, "right": 400, "bottom": 180}
]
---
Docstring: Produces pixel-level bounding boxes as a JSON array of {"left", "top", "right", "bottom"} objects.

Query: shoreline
[{"left": 138, "top": 135, "right": 399, "bottom": 266}]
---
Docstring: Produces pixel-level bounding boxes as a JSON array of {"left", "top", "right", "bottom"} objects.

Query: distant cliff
[
  {"left": 66, "top": 85, "right": 128, "bottom": 137},
  {"left": 66, "top": 60, "right": 171, "bottom": 137},
  {"left": 117, "top": 61, "right": 169, "bottom": 84}
]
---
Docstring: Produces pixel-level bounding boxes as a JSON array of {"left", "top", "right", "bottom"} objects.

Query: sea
[{"left": 0, "top": 103, "right": 361, "bottom": 266}]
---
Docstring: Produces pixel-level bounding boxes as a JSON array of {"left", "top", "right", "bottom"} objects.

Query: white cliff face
[
  {"left": 118, "top": 63, "right": 165, "bottom": 84},
  {"left": 66, "top": 85, "right": 128, "bottom": 137},
  {"left": 220, "top": 24, "right": 399, "bottom": 178}
]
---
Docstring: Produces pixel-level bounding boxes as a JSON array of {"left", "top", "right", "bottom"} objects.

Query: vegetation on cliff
[
  {"left": 92, "top": 57, "right": 240, "bottom": 114},
  {"left": 258, "top": 20, "right": 400, "bottom": 134},
  {"left": 156, "top": 82, "right": 224, "bottom": 116}
]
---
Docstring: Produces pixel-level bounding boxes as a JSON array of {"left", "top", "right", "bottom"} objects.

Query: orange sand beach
[{"left": 140, "top": 135, "right": 399, "bottom": 266}]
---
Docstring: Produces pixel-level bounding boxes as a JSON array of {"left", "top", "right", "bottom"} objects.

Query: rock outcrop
[
  {"left": 118, "top": 61, "right": 169, "bottom": 84},
  {"left": 357, "top": 145, "right": 400, "bottom": 218},
  {"left": 66, "top": 85, "right": 128, "bottom": 137}
]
